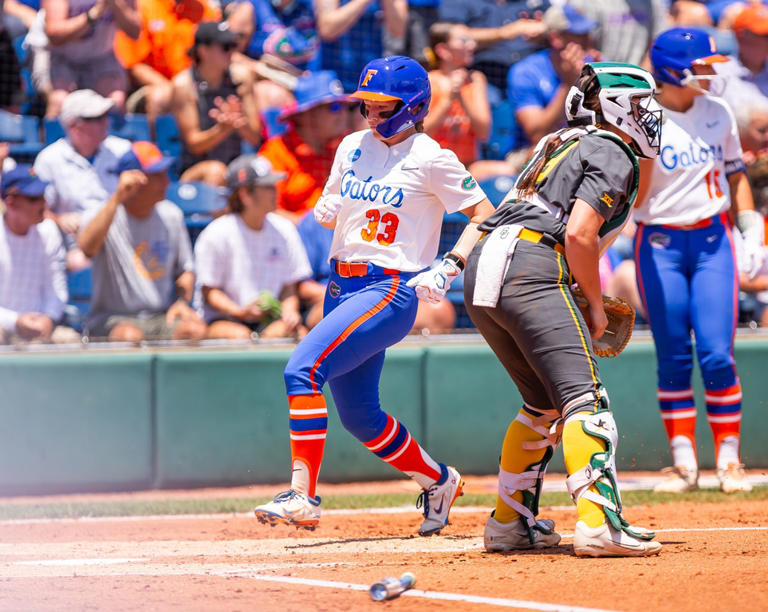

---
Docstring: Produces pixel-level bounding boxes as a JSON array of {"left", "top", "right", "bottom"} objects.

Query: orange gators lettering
[{"left": 361, "top": 69, "right": 378, "bottom": 86}]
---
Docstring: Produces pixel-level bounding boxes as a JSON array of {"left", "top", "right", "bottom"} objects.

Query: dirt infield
[{"left": 0, "top": 476, "right": 767, "bottom": 612}]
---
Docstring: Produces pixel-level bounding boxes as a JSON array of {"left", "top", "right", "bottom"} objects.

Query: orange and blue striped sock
[{"left": 288, "top": 393, "right": 327, "bottom": 499}]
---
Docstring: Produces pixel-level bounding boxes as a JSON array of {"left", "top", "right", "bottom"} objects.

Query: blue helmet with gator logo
[
  {"left": 349, "top": 56, "right": 431, "bottom": 139},
  {"left": 650, "top": 27, "right": 728, "bottom": 89}
]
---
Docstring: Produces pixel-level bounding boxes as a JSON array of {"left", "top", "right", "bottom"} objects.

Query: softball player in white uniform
[
  {"left": 636, "top": 28, "right": 763, "bottom": 493},
  {"left": 255, "top": 56, "right": 494, "bottom": 534}
]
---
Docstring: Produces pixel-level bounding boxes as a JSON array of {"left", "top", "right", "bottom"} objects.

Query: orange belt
[
  {"left": 662, "top": 211, "right": 729, "bottom": 231},
  {"left": 333, "top": 260, "right": 400, "bottom": 277}
]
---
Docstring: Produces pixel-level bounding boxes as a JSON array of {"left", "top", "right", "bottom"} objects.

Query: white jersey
[
  {"left": 324, "top": 130, "right": 486, "bottom": 272},
  {"left": 34, "top": 136, "right": 132, "bottom": 216},
  {"left": 634, "top": 94, "right": 743, "bottom": 226},
  {"left": 0, "top": 218, "right": 67, "bottom": 331},
  {"left": 194, "top": 212, "right": 312, "bottom": 323}
]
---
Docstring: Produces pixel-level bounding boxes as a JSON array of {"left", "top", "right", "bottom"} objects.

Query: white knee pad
[{"left": 498, "top": 405, "right": 563, "bottom": 540}]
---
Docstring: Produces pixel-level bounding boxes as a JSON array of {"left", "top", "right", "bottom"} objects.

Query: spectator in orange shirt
[
  {"left": 114, "top": 0, "right": 221, "bottom": 129},
  {"left": 424, "top": 22, "right": 490, "bottom": 168},
  {"left": 258, "top": 70, "right": 357, "bottom": 224}
]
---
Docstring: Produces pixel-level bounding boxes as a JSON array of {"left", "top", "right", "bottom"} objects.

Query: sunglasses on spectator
[
  {"left": 81, "top": 114, "right": 108, "bottom": 122},
  {"left": 219, "top": 42, "right": 237, "bottom": 52}
]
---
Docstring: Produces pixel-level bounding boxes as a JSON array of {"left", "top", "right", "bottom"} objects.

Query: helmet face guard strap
[
  {"left": 350, "top": 56, "right": 431, "bottom": 139},
  {"left": 565, "top": 62, "right": 662, "bottom": 159}
]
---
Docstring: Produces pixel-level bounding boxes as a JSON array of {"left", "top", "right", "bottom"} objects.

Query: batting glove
[
  {"left": 314, "top": 194, "right": 343, "bottom": 224},
  {"left": 737, "top": 210, "right": 767, "bottom": 279},
  {"left": 406, "top": 258, "right": 462, "bottom": 304}
]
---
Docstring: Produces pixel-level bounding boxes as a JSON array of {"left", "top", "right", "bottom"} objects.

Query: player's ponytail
[{"left": 516, "top": 134, "right": 564, "bottom": 198}]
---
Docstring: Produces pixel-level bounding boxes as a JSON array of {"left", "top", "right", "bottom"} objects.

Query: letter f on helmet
[
  {"left": 349, "top": 55, "right": 431, "bottom": 139},
  {"left": 361, "top": 69, "right": 378, "bottom": 87}
]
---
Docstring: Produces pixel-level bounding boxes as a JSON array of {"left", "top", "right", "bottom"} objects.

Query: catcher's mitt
[{"left": 570, "top": 287, "right": 635, "bottom": 358}]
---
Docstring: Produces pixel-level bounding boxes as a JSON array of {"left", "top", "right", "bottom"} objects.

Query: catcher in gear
[{"left": 463, "top": 62, "right": 663, "bottom": 557}]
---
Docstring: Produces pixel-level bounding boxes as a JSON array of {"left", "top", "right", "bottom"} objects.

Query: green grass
[{"left": 0, "top": 486, "right": 765, "bottom": 521}]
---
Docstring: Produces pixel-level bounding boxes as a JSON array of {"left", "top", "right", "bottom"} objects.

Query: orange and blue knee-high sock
[{"left": 288, "top": 393, "right": 327, "bottom": 499}]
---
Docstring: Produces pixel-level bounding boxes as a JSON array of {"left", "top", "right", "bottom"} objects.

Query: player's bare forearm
[
  {"left": 448, "top": 198, "right": 494, "bottom": 263},
  {"left": 728, "top": 170, "right": 756, "bottom": 215}
]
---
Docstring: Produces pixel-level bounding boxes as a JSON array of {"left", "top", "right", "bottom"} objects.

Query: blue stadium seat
[
  {"left": 42, "top": 117, "right": 64, "bottom": 145},
  {"left": 154, "top": 114, "right": 181, "bottom": 159},
  {"left": 108, "top": 114, "right": 151, "bottom": 142},
  {"left": 479, "top": 175, "right": 516, "bottom": 207},
  {"left": 64, "top": 267, "right": 92, "bottom": 332},
  {"left": 166, "top": 181, "right": 228, "bottom": 244},
  {"left": 0, "top": 110, "right": 42, "bottom": 163},
  {"left": 43, "top": 114, "right": 151, "bottom": 146},
  {"left": 481, "top": 100, "right": 514, "bottom": 160}
]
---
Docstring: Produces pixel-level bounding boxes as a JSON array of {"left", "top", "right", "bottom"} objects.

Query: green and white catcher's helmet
[{"left": 565, "top": 62, "right": 662, "bottom": 159}]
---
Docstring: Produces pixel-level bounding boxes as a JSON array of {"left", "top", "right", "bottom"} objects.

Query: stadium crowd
[{"left": 1, "top": 0, "right": 768, "bottom": 346}]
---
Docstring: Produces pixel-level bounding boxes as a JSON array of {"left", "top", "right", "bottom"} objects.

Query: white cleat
[
  {"left": 417, "top": 466, "right": 464, "bottom": 536},
  {"left": 573, "top": 520, "right": 662, "bottom": 557},
  {"left": 484, "top": 516, "right": 561, "bottom": 552},
  {"left": 254, "top": 490, "right": 321, "bottom": 530},
  {"left": 717, "top": 463, "right": 753, "bottom": 493},
  {"left": 653, "top": 466, "right": 699, "bottom": 493}
]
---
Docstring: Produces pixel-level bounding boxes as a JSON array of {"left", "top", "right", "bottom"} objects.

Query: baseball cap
[
  {"left": 544, "top": 5, "right": 598, "bottom": 36},
  {"left": 193, "top": 21, "right": 238, "bottom": 48},
  {"left": 279, "top": 70, "right": 348, "bottom": 121},
  {"left": 59, "top": 89, "right": 114, "bottom": 125},
  {"left": 116, "top": 141, "right": 175, "bottom": 174},
  {"left": 733, "top": 3, "right": 768, "bottom": 35},
  {"left": 1, "top": 165, "right": 48, "bottom": 198},
  {"left": 226, "top": 154, "right": 286, "bottom": 191}
]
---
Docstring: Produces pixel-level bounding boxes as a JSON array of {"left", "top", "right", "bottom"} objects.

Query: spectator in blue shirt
[
  {"left": 507, "top": 4, "right": 599, "bottom": 150},
  {"left": 438, "top": 0, "right": 549, "bottom": 100},
  {"left": 315, "top": 0, "right": 407, "bottom": 93},
  {"left": 227, "top": 0, "right": 320, "bottom": 72}
]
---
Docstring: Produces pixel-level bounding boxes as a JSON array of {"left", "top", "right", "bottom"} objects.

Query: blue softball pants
[
  {"left": 283, "top": 261, "right": 418, "bottom": 443},
  {"left": 634, "top": 213, "right": 740, "bottom": 392}
]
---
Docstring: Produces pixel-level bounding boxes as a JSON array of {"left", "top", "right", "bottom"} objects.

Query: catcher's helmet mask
[
  {"left": 565, "top": 62, "right": 662, "bottom": 159},
  {"left": 349, "top": 56, "right": 431, "bottom": 139}
]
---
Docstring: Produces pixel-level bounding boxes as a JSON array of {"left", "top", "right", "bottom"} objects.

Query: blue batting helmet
[
  {"left": 349, "top": 56, "right": 431, "bottom": 139},
  {"left": 650, "top": 27, "right": 728, "bottom": 87}
]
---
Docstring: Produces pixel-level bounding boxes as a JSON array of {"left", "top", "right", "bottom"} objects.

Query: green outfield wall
[{"left": 1, "top": 337, "right": 767, "bottom": 495}]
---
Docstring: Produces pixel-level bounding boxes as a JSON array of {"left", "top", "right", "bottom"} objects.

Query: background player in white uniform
[
  {"left": 635, "top": 28, "right": 763, "bottom": 493},
  {"left": 255, "top": 56, "right": 495, "bottom": 534}
]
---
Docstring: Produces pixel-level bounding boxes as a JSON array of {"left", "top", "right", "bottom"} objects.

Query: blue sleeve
[
  {"left": 509, "top": 60, "right": 547, "bottom": 113},
  {"left": 296, "top": 212, "right": 334, "bottom": 282}
]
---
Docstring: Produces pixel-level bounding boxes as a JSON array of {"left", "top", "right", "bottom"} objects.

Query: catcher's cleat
[
  {"left": 717, "top": 463, "right": 752, "bottom": 493},
  {"left": 254, "top": 490, "right": 321, "bottom": 529},
  {"left": 653, "top": 466, "right": 699, "bottom": 493},
  {"left": 417, "top": 465, "right": 463, "bottom": 536},
  {"left": 484, "top": 515, "right": 561, "bottom": 552},
  {"left": 574, "top": 520, "right": 662, "bottom": 557}
]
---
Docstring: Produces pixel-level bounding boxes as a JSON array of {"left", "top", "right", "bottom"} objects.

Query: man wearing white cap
[{"left": 33, "top": 89, "right": 132, "bottom": 271}]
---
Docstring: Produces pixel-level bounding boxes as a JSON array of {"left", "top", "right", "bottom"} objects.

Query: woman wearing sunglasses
[
  {"left": 172, "top": 21, "right": 261, "bottom": 186},
  {"left": 254, "top": 55, "right": 494, "bottom": 535}
]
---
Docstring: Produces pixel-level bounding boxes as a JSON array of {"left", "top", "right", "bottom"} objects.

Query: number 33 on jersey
[{"left": 323, "top": 129, "right": 486, "bottom": 273}]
